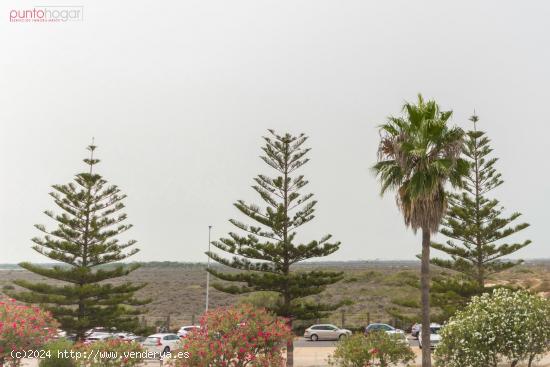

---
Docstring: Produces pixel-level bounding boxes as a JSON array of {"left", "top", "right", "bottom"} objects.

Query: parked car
[
  {"left": 114, "top": 332, "right": 144, "bottom": 343},
  {"left": 85, "top": 327, "right": 116, "bottom": 337},
  {"left": 84, "top": 332, "right": 115, "bottom": 344},
  {"left": 418, "top": 324, "right": 442, "bottom": 349},
  {"left": 54, "top": 329, "right": 67, "bottom": 339},
  {"left": 392, "top": 331, "right": 410, "bottom": 345},
  {"left": 365, "top": 323, "right": 404, "bottom": 335},
  {"left": 114, "top": 332, "right": 135, "bottom": 339},
  {"left": 124, "top": 335, "right": 146, "bottom": 344},
  {"left": 177, "top": 325, "right": 200, "bottom": 338},
  {"left": 304, "top": 324, "right": 352, "bottom": 341},
  {"left": 411, "top": 323, "right": 421, "bottom": 338},
  {"left": 142, "top": 333, "right": 181, "bottom": 356}
]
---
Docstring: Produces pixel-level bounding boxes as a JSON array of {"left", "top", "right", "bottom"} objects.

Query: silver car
[
  {"left": 418, "top": 324, "right": 442, "bottom": 349},
  {"left": 304, "top": 324, "right": 352, "bottom": 341}
]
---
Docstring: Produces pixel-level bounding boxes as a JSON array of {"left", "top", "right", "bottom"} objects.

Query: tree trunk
[
  {"left": 286, "top": 319, "right": 294, "bottom": 367},
  {"left": 420, "top": 228, "right": 432, "bottom": 367},
  {"left": 528, "top": 354, "right": 535, "bottom": 367}
]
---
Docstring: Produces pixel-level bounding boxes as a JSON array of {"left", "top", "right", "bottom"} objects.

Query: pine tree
[
  {"left": 207, "top": 130, "right": 344, "bottom": 367},
  {"left": 431, "top": 114, "right": 531, "bottom": 288},
  {"left": 9, "top": 144, "right": 149, "bottom": 340},
  {"left": 429, "top": 275, "right": 483, "bottom": 320}
]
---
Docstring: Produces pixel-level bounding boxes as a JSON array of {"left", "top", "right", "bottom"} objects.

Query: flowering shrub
[
  {"left": 168, "top": 304, "right": 292, "bottom": 367},
  {"left": 328, "top": 332, "right": 415, "bottom": 367},
  {"left": 435, "top": 288, "right": 550, "bottom": 367},
  {"left": 0, "top": 299, "right": 58, "bottom": 366},
  {"left": 72, "top": 339, "right": 145, "bottom": 367}
]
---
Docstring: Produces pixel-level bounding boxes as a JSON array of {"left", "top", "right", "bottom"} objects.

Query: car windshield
[{"left": 430, "top": 327, "right": 441, "bottom": 334}]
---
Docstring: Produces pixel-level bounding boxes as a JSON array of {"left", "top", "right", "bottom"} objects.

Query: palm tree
[{"left": 373, "top": 94, "right": 468, "bottom": 367}]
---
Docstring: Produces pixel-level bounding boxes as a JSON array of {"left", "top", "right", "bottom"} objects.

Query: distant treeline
[
  {"left": 1, "top": 259, "right": 548, "bottom": 271},
  {"left": 0, "top": 262, "right": 205, "bottom": 270}
]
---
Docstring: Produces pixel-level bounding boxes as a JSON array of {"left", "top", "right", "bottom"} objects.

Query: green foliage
[
  {"left": 8, "top": 145, "right": 149, "bottom": 340},
  {"left": 435, "top": 288, "right": 550, "bottom": 367},
  {"left": 207, "top": 131, "right": 344, "bottom": 323},
  {"left": 39, "top": 339, "right": 76, "bottom": 367},
  {"left": 72, "top": 339, "right": 145, "bottom": 367},
  {"left": 372, "top": 94, "right": 468, "bottom": 234},
  {"left": 366, "top": 331, "right": 416, "bottom": 367},
  {"left": 431, "top": 115, "right": 531, "bottom": 287},
  {"left": 328, "top": 332, "right": 415, "bottom": 367},
  {"left": 238, "top": 291, "right": 280, "bottom": 309},
  {"left": 430, "top": 275, "right": 482, "bottom": 321},
  {"left": 328, "top": 334, "right": 372, "bottom": 367}
]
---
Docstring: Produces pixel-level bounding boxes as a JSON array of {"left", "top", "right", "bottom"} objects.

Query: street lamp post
[{"left": 205, "top": 225, "right": 212, "bottom": 313}]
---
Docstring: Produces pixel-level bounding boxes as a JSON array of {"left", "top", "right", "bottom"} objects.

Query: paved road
[
  {"left": 295, "top": 338, "right": 337, "bottom": 348},
  {"left": 295, "top": 335, "right": 420, "bottom": 348}
]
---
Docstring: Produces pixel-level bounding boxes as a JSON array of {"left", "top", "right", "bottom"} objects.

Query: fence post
[
  {"left": 341, "top": 310, "right": 345, "bottom": 328},
  {"left": 166, "top": 314, "right": 171, "bottom": 330},
  {"left": 192, "top": 314, "right": 195, "bottom": 325},
  {"left": 366, "top": 312, "right": 370, "bottom": 326}
]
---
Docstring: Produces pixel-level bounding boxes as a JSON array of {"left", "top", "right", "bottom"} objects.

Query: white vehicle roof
[
  {"left": 309, "top": 324, "right": 338, "bottom": 328},
  {"left": 87, "top": 334, "right": 112, "bottom": 339}
]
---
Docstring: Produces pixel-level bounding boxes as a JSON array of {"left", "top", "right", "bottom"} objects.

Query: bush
[
  {"left": 167, "top": 304, "right": 292, "bottom": 367},
  {"left": 435, "top": 288, "right": 550, "bottom": 367},
  {"left": 72, "top": 339, "right": 145, "bottom": 367},
  {"left": 39, "top": 339, "right": 76, "bottom": 367},
  {"left": 328, "top": 334, "right": 371, "bottom": 367},
  {"left": 0, "top": 299, "right": 58, "bottom": 366},
  {"left": 328, "top": 332, "right": 415, "bottom": 367}
]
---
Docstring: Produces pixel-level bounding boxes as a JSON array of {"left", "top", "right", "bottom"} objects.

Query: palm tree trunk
[{"left": 421, "top": 228, "right": 432, "bottom": 367}]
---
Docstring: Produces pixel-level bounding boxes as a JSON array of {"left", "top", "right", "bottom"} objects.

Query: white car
[
  {"left": 85, "top": 327, "right": 116, "bottom": 337},
  {"left": 304, "top": 324, "right": 352, "bottom": 341},
  {"left": 142, "top": 333, "right": 181, "bottom": 356},
  {"left": 177, "top": 325, "right": 200, "bottom": 338},
  {"left": 392, "top": 331, "right": 410, "bottom": 345},
  {"left": 365, "top": 323, "right": 405, "bottom": 336},
  {"left": 84, "top": 332, "right": 115, "bottom": 344},
  {"left": 418, "top": 323, "right": 442, "bottom": 349},
  {"left": 114, "top": 332, "right": 135, "bottom": 339}
]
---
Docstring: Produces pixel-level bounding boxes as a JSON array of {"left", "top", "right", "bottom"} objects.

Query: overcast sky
[{"left": 1, "top": 1, "right": 548, "bottom": 264}]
